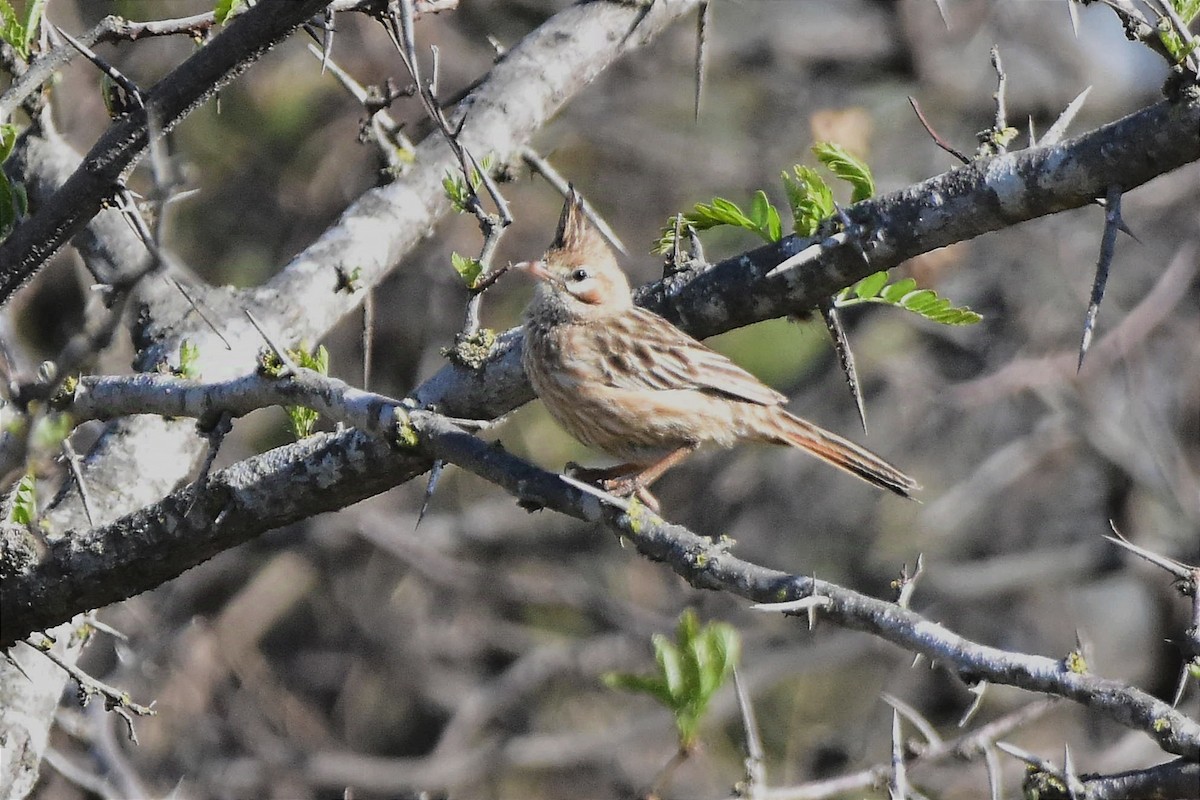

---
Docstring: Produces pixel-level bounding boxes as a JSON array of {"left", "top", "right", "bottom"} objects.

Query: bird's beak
[{"left": 513, "top": 259, "right": 554, "bottom": 283}]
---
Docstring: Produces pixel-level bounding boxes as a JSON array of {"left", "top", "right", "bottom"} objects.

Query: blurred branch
[
  {"left": 0, "top": 0, "right": 332, "bottom": 302},
  {"left": 760, "top": 700, "right": 1055, "bottom": 800}
]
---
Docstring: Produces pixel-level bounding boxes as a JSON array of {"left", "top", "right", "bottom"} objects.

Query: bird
[{"left": 517, "top": 192, "right": 918, "bottom": 510}]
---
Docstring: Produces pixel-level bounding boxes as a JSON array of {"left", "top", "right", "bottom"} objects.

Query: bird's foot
[
  {"left": 564, "top": 463, "right": 661, "bottom": 512},
  {"left": 600, "top": 476, "right": 661, "bottom": 514}
]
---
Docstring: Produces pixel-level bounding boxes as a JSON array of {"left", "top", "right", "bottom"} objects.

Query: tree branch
[
  {"left": 5, "top": 400, "right": 1198, "bottom": 760},
  {"left": 0, "top": 0, "right": 334, "bottom": 302}
]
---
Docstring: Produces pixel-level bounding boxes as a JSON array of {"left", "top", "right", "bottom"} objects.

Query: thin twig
[
  {"left": 521, "top": 149, "right": 628, "bottom": 254},
  {"left": 990, "top": 46, "right": 1008, "bottom": 153},
  {"left": 22, "top": 637, "right": 155, "bottom": 742},
  {"left": 244, "top": 310, "right": 297, "bottom": 376},
  {"left": 1105, "top": 522, "right": 1196, "bottom": 581},
  {"left": 894, "top": 554, "right": 925, "bottom": 609},
  {"left": 733, "top": 668, "right": 767, "bottom": 800},
  {"left": 889, "top": 710, "right": 909, "bottom": 800},
  {"left": 53, "top": 26, "right": 145, "bottom": 113},
  {"left": 384, "top": 0, "right": 511, "bottom": 337},
  {"left": 304, "top": 42, "right": 416, "bottom": 168},
  {"left": 882, "top": 692, "right": 942, "bottom": 748},
  {"left": 60, "top": 440, "right": 95, "bottom": 528},
  {"left": 907, "top": 96, "right": 969, "bottom": 164}
]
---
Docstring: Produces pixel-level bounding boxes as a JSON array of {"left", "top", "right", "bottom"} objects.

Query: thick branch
[{"left": 413, "top": 91, "right": 1200, "bottom": 419}]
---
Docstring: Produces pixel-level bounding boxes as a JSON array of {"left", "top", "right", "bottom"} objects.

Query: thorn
[
  {"left": 1040, "top": 86, "right": 1091, "bottom": 147},
  {"left": 959, "top": 680, "right": 988, "bottom": 727},
  {"left": 416, "top": 459, "right": 444, "bottom": 529},
  {"left": 1078, "top": 185, "right": 1122, "bottom": 372},
  {"left": 821, "top": 302, "right": 867, "bottom": 434},
  {"left": 693, "top": 2, "right": 710, "bottom": 122}
]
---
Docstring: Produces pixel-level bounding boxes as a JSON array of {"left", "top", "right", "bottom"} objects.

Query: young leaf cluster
[
  {"left": 1158, "top": 0, "right": 1200, "bottom": 63},
  {"left": 782, "top": 165, "right": 834, "bottom": 238},
  {"left": 835, "top": 273, "right": 982, "bottom": 325},
  {"left": 450, "top": 252, "right": 483, "bottom": 289},
  {"left": 655, "top": 144, "right": 977, "bottom": 327},
  {"left": 7, "top": 470, "right": 36, "bottom": 526},
  {"left": 654, "top": 141, "right": 875, "bottom": 254},
  {"left": 0, "top": 0, "right": 44, "bottom": 60},
  {"left": 811, "top": 141, "right": 874, "bottom": 203},
  {"left": 441, "top": 154, "right": 494, "bottom": 214},
  {"left": 603, "top": 609, "right": 739, "bottom": 749},
  {"left": 175, "top": 340, "right": 202, "bottom": 380},
  {"left": 1, "top": 124, "right": 29, "bottom": 239},
  {"left": 285, "top": 344, "right": 330, "bottom": 439}
]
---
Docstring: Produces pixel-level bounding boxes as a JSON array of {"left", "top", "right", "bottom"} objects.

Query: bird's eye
[{"left": 570, "top": 268, "right": 590, "bottom": 282}]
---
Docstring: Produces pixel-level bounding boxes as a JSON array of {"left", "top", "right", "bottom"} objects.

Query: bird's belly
[{"left": 533, "top": 369, "right": 742, "bottom": 463}]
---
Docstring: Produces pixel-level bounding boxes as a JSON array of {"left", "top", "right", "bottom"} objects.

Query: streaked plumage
[{"left": 519, "top": 193, "right": 918, "bottom": 503}]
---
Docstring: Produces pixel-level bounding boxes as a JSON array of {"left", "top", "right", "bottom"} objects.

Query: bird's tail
[{"left": 757, "top": 408, "right": 920, "bottom": 498}]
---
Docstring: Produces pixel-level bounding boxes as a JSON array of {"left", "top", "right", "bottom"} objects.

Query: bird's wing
[{"left": 587, "top": 307, "right": 788, "bottom": 407}]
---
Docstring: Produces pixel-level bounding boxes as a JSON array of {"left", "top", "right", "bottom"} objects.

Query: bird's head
[{"left": 517, "top": 192, "right": 632, "bottom": 323}]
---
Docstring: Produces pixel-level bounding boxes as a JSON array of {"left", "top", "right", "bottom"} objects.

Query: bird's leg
[
  {"left": 565, "top": 462, "right": 642, "bottom": 483},
  {"left": 629, "top": 446, "right": 697, "bottom": 487},
  {"left": 586, "top": 446, "right": 698, "bottom": 512}
]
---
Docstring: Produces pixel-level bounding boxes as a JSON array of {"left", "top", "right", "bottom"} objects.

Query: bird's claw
[{"left": 601, "top": 477, "right": 661, "bottom": 513}]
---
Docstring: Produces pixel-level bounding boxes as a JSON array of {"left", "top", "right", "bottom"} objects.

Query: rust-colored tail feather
[{"left": 764, "top": 409, "right": 919, "bottom": 498}]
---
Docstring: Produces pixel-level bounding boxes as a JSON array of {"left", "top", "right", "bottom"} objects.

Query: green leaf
[
  {"left": 765, "top": 202, "right": 782, "bottom": 243},
  {"left": 900, "top": 289, "right": 938, "bottom": 312},
  {"left": 601, "top": 672, "right": 672, "bottom": 705},
  {"left": 283, "top": 343, "right": 330, "bottom": 439},
  {"left": 605, "top": 609, "right": 740, "bottom": 750},
  {"left": 745, "top": 191, "right": 783, "bottom": 242},
  {"left": 653, "top": 634, "right": 685, "bottom": 702},
  {"left": 176, "top": 339, "right": 201, "bottom": 380},
  {"left": 0, "top": 0, "right": 38, "bottom": 59},
  {"left": 813, "top": 142, "right": 875, "bottom": 202},
  {"left": 749, "top": 190, "right": 770, "bottom": 230},
  {"left": 0, "top": 123, "right": 17, "bottom": 161},
  {"left": 1176, "top": 0, "right": 1200, "bottom": 20},
  {"left": 451, "top": 251, "right": 484, "bottom": 289},
  {"left": 30, "top": 412, "right": 71, "bottom": 452},
  {"left": 654, "top": 196, "right": 762, "bottom": 254},
  {"left": 880, "top": 277, "right": 917, "bottom": 303},
  {"left": 782, "top": 165, "right": 835, "bottom": 238},
  {"left": 441, "top": 155, "right": 494, "bottom": 214},
  {"left": 834, "top": 274, "right": 981, "bottom": 326},
  {"left": 213, "top": 0, "right": 248, "bottom": 24},
  {"left": 853, "top": 271, "right": 889, "bottom": 300},
  {"left": 442, "top": 173, "right": 469, "bottom": 213},
  {"left": 9, "top": 470, "right": 36, "bottom": 526},
  {"left": 19, "top": 0, "right": 43, "bottom": 55}
]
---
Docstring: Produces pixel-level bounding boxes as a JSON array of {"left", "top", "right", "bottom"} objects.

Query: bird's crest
[{"left": 549, "top": 189, "right": 615, "bottom": 268}]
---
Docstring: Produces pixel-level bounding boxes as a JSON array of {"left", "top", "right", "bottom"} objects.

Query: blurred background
[{"left": 5, "top": 0, "right": 1198, "bottom": 797}]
